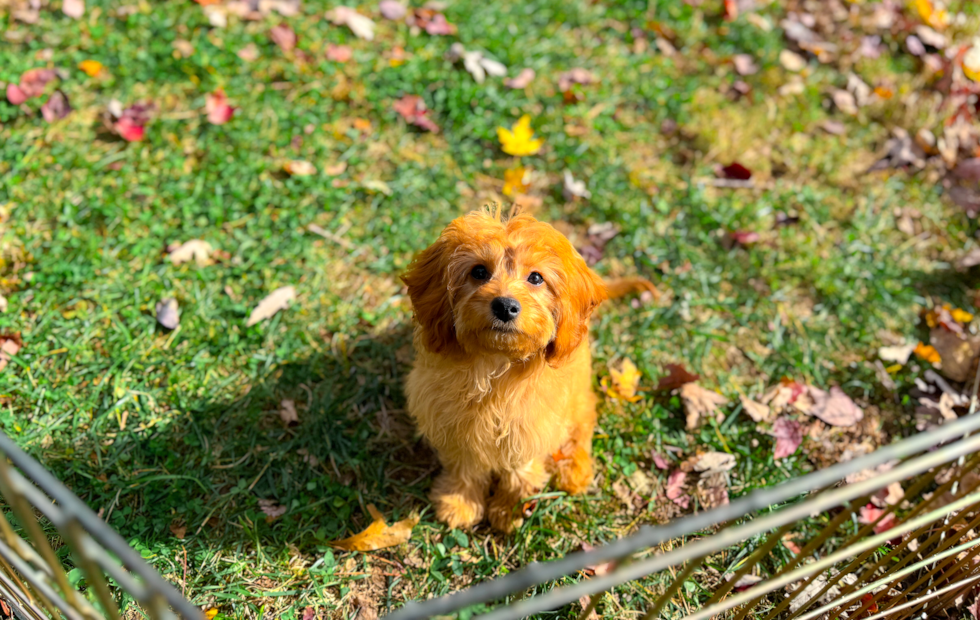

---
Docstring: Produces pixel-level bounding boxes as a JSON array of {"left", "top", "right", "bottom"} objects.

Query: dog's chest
[{"left": 407, "top": 356, "right": 565, "bottom": 467}]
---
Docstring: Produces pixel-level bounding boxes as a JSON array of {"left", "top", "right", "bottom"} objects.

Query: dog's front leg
[
  {"left": 430, "top": 460, "right": 491, "bottom": 530},
  {"left": 487, "top": 459, "right": 550, "bottom": 533}
]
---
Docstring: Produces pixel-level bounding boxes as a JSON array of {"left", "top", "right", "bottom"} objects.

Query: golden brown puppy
[{"left": 402, "top": 208, "right": 656, "bottom": 532}]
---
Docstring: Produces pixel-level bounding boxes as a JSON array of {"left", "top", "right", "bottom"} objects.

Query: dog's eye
[
  {"left": 527, "top": 271, "right": 544, "bottom": 286},
  {"left": 471, "top": 265, "right": 490, "bottom": 281}
]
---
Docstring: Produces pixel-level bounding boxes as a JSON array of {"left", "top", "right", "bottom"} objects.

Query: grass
[{"left": 2, "top": 0, "right": 980, "bottom": 617}]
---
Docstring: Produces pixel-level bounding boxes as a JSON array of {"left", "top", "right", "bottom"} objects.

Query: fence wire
[
  {"left": 389, "top": 398, "right": 980, "bottom": 620},
  {"left": 0, "top": 432, "right": 203, "bottom": 620}
]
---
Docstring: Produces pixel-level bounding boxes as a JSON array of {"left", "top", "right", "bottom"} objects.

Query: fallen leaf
[
  {"left": 6, "top": 84, "right": 28, "bottom": 106},
  {"left": 168, "top": 239, "right": 213, "bottom": 266},
  {"left": 172, "top": 39, "right": 194, "bottom": 58},
  {"left": 832, "top": 89, "right": 858, "bottom": 116},
  {"left": 779, "top": 49, "right": 807, "bottom": 72},
  {"left": 656, "top": 363, "right": 700, "bottom": 391},
  {"left": 204, "top": 610, "right": 219, "bottom": 620},
  {"left": 578, "top": 222, "right": 620, "bottom": 266},
  {"left": 378, "top": 0, "right": 406, "bottom": 20},
  {"left": 258, "top": 498, "right": 287, "bottom": 519},
  {"left": 577, "top": 595, "right": 599, "bottom": 620},
  {"left": 327, "top": 6, "right": 375, "bottom": 40},
  {"left": 562, "top": 170, "right": 591, "bottom": 200},
  {"left": 323, "top": 162, "right": 347, "bottom": 176},
  {"left": 965, "top": 44, "right": 980, "bottom": 83},
  {"left": 284, "top": 160, "right": 316, "bottom": 176},
  {"left": 808, "top": 386, "right": 863, "bottom": 427},
  {"left": 155, "top": 298, "right": 180, "bottom": 330},
  {"left": 326, "top": 44, "right": 353, "bottom": 63},
  {"left": 497, "top": 115, "right": 543, "bottom": 157},
  {"left": 679, "top": 383, "right": 728, "bottom": 429},
  {"left": 169, "top": 521, "right": 186, "bottom": 539},
  {"left": 280, "top": 399, "right": 299, "bottom": 426},
  {"left": 237, "top": 43, "right": 260, "bottom": 62},
  {"left": 929, "top": 329, "right": 980, "bottom": 382},
  {"left": 878, "top": 343, "right": 915, "bottom": 365},
  {"left": 246, "top": 286, "right": 296, "bottom": 326},
  {"left": 740, "top": 396, "right": 771, "bottom": 423},
  {"left": 858, "top": 35, "right": 882, "bottom": 59},
  {"left": 666, "top": 470, "right": 689, "bottom": 508},
  {"left": 693, "top": 451, "right": 736, "bottom": 473},
  {"left": 269, "top": 24, "right": 297, "bottom": 52},
  {"left": 558, "top": 67, "right": 596, "bottom": 93},
  {"left": 62, "top": 0, "right": 84, "bottom": 18},
  {"left": 697, "top": 471, "right": 729, "bottom": 508},
  {"left": 821, "top": 120, "right": 846, "bottom": 135},
  {"left": 608, "top": 358, "right": 642, "bottom": 402},
  {"left": 410, "top": 8, "right": 456, "bottom": 35},
  {"left": 732, "top": 53, "right": 758, "bottom": 75},
  {"left": 580, "top": 542, "right": 616, "bottom": 576},
  {"left": 729, "top": 574, "right": 762, "bottom": 591},
  {"left": 782, "top": 535, "right": 802, "bottom": 554},
  {"left": 772, "top": 418, "right": 803, "bottom": 459},
  {"left": 41, "top": 91, "right": 71, "bottom": 123},
  {"left": 914, "top": 341, "right": 941, "bottom": 364},
  {"left": 301, "top": 609, "right": 316, "bottom": 620},
  {"left": 969, "top": 594, "right": 980, "bottom": 620},
  {"left": 392, "top": 95, "right": 439, "bottom": 132},
  {"left": 78, "top": 59, "right": 103, "bottom": 77},
  {"left": 728, "top": 230, "right": 760, "bottom": 247},
  {"left": 206, "top": 89, "right": 236, "bottom": 125},
  {"left": 106, "top": 101, "right": 154, "bottom": 142},
  {"left": 720, "top": 162, "right": 752, "bottom": 180},
  {"left": 652, "top": 452, "right": 669, "bottom": 470},
  {"left": 504, "top": 68, "right": 535, "bottom": 89},
  {"left": 502, "top": 166, "right": 530, "bottom": 197},
  {"left": 0, "top": 335, "right": 22, "bottom": 372},
  {"left": 0, "top": 295, "right": 7, "bottom": 313},
  {"left": 328, "top": 504, "right": 418, "bottom": 551}
]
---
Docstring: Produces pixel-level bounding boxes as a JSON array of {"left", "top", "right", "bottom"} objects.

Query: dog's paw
[
  {"left": 433, "top": 493, "right": 484, "bottom": 530},
  {"left": 554, "top": 446, "right": 593, "bottom": 495},
  {"left": 487, "top": 501, "right": 522, "bottom": 534}
]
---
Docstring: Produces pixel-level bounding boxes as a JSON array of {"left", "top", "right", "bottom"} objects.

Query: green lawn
[{"left": 2, "top": 0, "right": 979, "bottom": 618}]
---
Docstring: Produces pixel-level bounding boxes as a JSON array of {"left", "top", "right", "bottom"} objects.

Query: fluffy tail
[{"left": 604, "top": 277, "right": 660, "bottom": 301}]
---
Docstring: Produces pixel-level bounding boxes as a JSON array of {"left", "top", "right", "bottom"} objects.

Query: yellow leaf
[
  {"left": 608, "top": 358, "right": 642, "bottom": 402},
  {"left": 497, "top": 115, "right": 544, "bottom": 157},
  {"left": 502, "top": 166, "right": 530, "bottom": 196},
  {"left": 78, "top": 60, "right": 103, "bottom": 77},
  {"left": 914, "top": 342, "right": 941, "bottom": 364},
  {"left": 204, "top": 609, "right": 219, "bottom": 620},
  {"left": 964, "top": 43, "right": 980, "bottom": 83},
  {"left": 328, "top": 504, "right": 418, "bottom": 551},
  {"left": 951, "top": 307, "right": 974, "bottom": 324},
  {"left": 914, "top": 0, "right": 948, "bottom": 29}
]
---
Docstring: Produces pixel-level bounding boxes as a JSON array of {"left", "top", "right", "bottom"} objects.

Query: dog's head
[{"left": 402, "top": 209, "right": 606, "bottom": 365}]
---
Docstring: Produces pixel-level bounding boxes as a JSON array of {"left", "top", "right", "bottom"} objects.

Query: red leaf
[
  {"left": 729, "top": 230, "right": 760, "bottom": 247},
  {"left": 772, "top": 418, "right": 802, "bottom": 459},
  {"left": 720, "top": 162, "right": 752, "bottom": 180},
  {"left": 666, "top": 470, "right": 689, "bottom": 508},
  {"left": 326, "top": 44, "right": 353, "bottom": 63},
  {"left": 411, "top": 9, "right": 456, "bottom": 35},
  {"left": 652, "top": 452, "right": 669, "bottom": 470},
  {"left": 114, "top": 117, "right": 145, "bottom": 142},
  {"left": 270, "top": 24, "right": 297, "bottom": 52},
  {"left": 6, "top": 84, "right": 28, "bottom": 105},
  {"left": 392, "top": 94, "right": 439, "bottom": 133},
  {"left": 301, "top": 608, "right": 316, "bottom": 620},
  {"left": 723, "top": 0, "right": 738, "bottom": 21},
  {"left": 40, "top": 90, "right": 71, "bottom": 122},
  {"left": 656, "top": 363, "right": 700, "bottom": 391},
  {"left": 205, "top": 89, "right": 235, "bottom": 125},
  {"left": 18, "top": 68, "right": 57, "bottom": 98}
]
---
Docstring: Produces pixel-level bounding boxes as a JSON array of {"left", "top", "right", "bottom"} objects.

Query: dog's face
[{"left": 402, "top": 210, "right": 606, "bottom": 365}]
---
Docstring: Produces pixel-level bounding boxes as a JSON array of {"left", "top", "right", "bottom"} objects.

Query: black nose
[{"left": 491, "top": 297, "right": 521, "bottom": 322}]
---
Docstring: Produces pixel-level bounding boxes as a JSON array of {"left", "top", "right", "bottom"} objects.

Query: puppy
[{"left": 402, "top": 208, "right": 657, "bottom": 532}]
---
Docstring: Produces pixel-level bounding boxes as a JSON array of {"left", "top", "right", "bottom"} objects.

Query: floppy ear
[
  {"left": 546, "top": 253, "right": 608, "bottom": 367},
  {"left": 401, "top": 237, "right": 460, "bottom": 355}
]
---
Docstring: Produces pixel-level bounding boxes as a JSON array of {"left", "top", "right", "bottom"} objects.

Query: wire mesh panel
[
  {"left": 387, "top": 408, "right": 980, "bottom": 620},
  {"left": 0, "top": 432, "right": 203, "bottom": 620}
]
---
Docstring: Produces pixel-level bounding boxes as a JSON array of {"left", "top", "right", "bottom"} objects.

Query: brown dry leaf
[
  {"left": 697, "top": 471, "right": 729, "bottom": 509},
  {"left": 578, "top": 595, "right": 599, "bottom": 620},
  {"left": 280, "top": 398, "right": 299, "bottom": 426},
  {"left": 62, "top": 0, "right": 84, "bottom": 18},
  {"left": 168, "top": 239, "right": 213, "bottom": 266},
  {"left": 246, "top": 286, "right": 296, "bottom": 327},
  {"left": 0, "top": 336, "right": 21, "bottom": 373},
  {"left": 656, "top": 363, "right": 699, "bottom": 391},
  {"left": 808, "top": 386, "right": 863, "bottom": 427},
  {"left": 740, "top": 395, "right": 771, "bottom": 422},
  {"left": 284, "top": 160, "right": 316, "bottom": 176},
  {"left": 930, "top": 328, "right": 980, "bottom": 382},
  {"left": 679, "top": 383, "right": 728, "bottom": 429},
  {"left": 693, "top": 451, "right": 736, "bottom": 473},
  {"left": 169, "top": 520, "right": 186, "bottom": 539},
  {"left": 258, "top": 498, "right": 287, "bottom": 520},
  {"left": 779, "top": 49, "right": 806, "bottom": 71},
  {"left": 328, "top": 504, "right": 418, "bottom": 551},
  {"left": 607, "top": 358, "right": 642, "bottom": 402}
]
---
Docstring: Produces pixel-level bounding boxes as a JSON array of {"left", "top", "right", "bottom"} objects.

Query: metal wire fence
[
  {"left": 389, "top": 398, "right": 980, "bottom": 620},
  {"left": 0, "top": 432, "right": 202, "bottom": 620}
]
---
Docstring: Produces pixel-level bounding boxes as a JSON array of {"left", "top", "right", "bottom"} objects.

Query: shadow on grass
[{"left": 38, "top": 323, "right": 437, "bottom": 600}]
